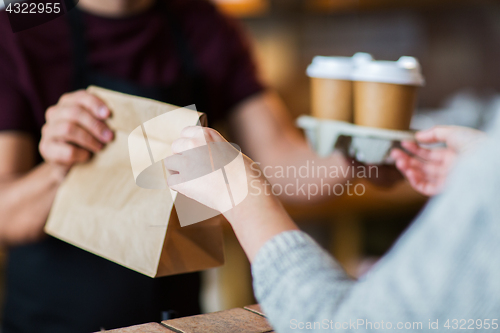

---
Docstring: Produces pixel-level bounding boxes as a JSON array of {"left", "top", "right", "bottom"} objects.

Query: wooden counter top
[{"left": 100, "top": 304, "right": 273, "bottom": 333}]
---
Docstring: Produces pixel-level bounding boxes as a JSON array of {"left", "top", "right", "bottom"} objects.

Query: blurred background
[
  {"left": 2, "top": 0, "right": 500, "bottom": 321},
  {"left": 201, "top": 0, "right": 500, "bottom": 313}
]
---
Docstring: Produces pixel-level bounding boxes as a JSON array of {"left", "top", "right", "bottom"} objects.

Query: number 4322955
[
  {"left": 444, "top": 319, "right": 498, "bottom": 330},
  {"left": 6, "top": 2, "right": 61, "bottom": 14}
]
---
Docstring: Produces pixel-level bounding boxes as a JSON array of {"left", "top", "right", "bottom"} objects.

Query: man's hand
[
  {"left": 39, "top": 90, "right": 114, "bottom": 172},
  {"left": 391, "top": 126, "right": 486, "bottom": 196}
]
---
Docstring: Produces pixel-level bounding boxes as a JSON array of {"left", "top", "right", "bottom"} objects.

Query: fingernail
[
  {"left": 98, "top": 106, "right": 109, "bottom": 118},
  {"left": 102, "top": 129, "right": 113, "bottom": 142}
]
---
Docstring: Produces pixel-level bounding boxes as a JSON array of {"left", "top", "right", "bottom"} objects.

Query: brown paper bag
[{"left": 45, "top": 86, "right": 225, "bottom": 278}]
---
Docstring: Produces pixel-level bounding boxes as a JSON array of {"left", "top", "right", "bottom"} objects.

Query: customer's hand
[
  {"left": 391, "top": 126, "right": 486, "bottom": 196},
  {"left": 165, "top": 126, "right": 298, "bottom": 261},
  {"left": 39, "top": 90, "right": 114, "bottom": 173},
  {"left": 164, "top": 126, "right": 261, "bottom": 213}
]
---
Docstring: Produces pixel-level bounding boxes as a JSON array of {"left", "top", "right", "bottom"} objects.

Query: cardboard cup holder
[{"left": 297, "top": 115, "right": 415, "bottom": 164}]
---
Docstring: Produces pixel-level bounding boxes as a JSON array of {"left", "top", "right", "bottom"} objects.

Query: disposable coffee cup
[
  {"left": 352, "top": 56, "right": 424, "bottom": 131},
  {"left": 307, "top": 53, "right": 372, "bottom": 122}
]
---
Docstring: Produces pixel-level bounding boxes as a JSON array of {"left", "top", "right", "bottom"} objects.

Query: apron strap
[
  {"left": 159, "top": 0, "right": 209, "bottom": 113},
  {"left": 66, "top": 0, "right": 208, "bottom": 114},
  {"left": 158, "top": 1, "right": 197, "bottom": 77},
  {"left": 66, "top": 2, "right": 90, "bottom": 90}
]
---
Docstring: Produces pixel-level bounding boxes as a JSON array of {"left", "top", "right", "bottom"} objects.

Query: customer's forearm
[
  {"left": 0, "top": 163, "right": 65, "bottom": 245},
  {"left": 252, "top": 231, "right": 356, "bottom": 332},
  {"left": 223, "top": 177, "right": 298, "bottom": 262}
]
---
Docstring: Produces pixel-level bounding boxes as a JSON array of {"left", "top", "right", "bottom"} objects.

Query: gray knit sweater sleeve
[{"left": 252, "top": 130, "right": 500, "bottom": 332}]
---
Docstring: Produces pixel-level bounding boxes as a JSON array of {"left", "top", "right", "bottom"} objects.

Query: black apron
[{"left": 3, "top": 2, "right": 208, "bottom": 332}]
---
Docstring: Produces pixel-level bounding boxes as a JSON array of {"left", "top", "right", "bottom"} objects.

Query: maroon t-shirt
[
  {"left": 0, "top": 1, "right": 264, "bottom": 332},
  {"left": 0, "top": 0, "right": 264, "bottom": 136}
]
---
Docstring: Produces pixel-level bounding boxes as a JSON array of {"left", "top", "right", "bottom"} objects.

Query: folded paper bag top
[{"left": 45, "top": 86, "right": 225, "bottom": 278}]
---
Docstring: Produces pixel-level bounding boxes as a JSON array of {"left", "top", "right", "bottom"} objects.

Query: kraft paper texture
[{"left": 45, "top": 86, "right": 225, "bottom": 277}]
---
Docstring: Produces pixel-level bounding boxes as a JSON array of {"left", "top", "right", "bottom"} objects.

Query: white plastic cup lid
[
  {"left": 352, "top": 52, "right": 374, "bottom": 66},
  {"left": 306, "top": 52, "right": 373, "bottom": 80},
  {"left": 351, "top": 56, "right": 425, "bottom": 86}
]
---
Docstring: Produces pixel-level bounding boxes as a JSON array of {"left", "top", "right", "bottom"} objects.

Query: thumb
[
  {"left": 416, "top": 126, "right": 486, "bottom": 153},
  {"left": 415, "top": 126, "right": 455, "bottom": 144}
]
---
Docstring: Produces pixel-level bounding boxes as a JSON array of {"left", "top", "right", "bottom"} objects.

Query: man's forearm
[
  {"left": 255, "top": 146, "right": 351, "bottom": 203},
  {"left": 230, "top": 91, "right": 352, "bottom": 204},
  {"left": 0, "top": 162, "right": 64, "bottom": 246}
]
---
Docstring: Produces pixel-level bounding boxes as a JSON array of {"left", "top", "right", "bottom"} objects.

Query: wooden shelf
[
  {"left": 284, "top": 180, "right": 427, "bottom": 221},
  {"left": 213, "top": 0, "right": 269, "bottom": 17},
  {"left": 307, "top": 0, "right": 499, "bottom": 13}
]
